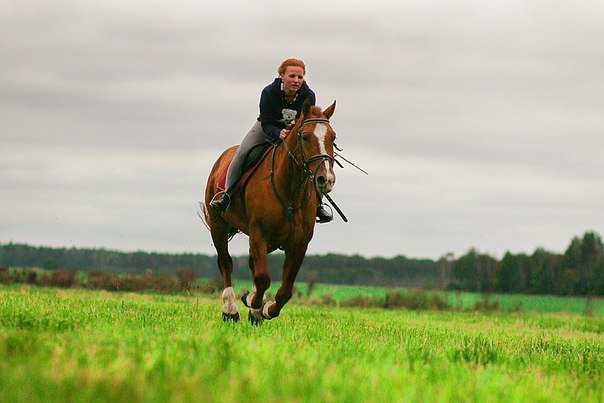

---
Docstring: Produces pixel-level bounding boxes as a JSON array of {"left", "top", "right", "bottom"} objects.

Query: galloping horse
[{"left": 202, "top": 99, "right": 337, "bottom": 324}]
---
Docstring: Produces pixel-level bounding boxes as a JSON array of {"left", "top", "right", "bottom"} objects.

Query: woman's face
[{"left": 280, "top": 66, "right": 305, "bottom": 95}]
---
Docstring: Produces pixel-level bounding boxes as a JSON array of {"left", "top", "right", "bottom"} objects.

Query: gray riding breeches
[{"left": 224, "top": 121, "right": 271, "bottom": 191}]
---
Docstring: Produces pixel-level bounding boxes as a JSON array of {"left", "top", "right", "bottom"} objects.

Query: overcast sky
[{"left": 1, "top": 0, "right": 603, "bottom": 260}]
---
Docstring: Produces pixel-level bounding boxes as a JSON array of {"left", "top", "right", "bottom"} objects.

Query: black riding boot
[
  {"left": 209, "top": 193, "right": 230, "bottom": 213},
  {"left": 316, "top": 203, "right": 333, "bottom": 223}
]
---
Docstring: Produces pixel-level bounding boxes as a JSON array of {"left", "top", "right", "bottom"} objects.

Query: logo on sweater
[{"left": 280, "top": 108, "right": 297, "bottom": 125}]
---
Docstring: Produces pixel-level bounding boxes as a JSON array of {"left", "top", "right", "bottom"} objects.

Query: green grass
[{"left": 1, "top": 284, "right": 603, "bottom": 402}]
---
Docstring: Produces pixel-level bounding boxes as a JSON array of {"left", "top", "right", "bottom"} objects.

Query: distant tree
[
  {"left": 437, "top": 252, "right": 454, "bottom": 289},
  {"left": 530, "top": 248, "right": 563, "bottom": 295},
  {"left": 497, "top": 252, "right": 532, "bottom": 294},
  {"left": 451, "top": 249, "right": 497, "bottom": 292},
  {"left": 562, "top": 232, "right": 604, "bottom": 295},
  {"left": 42, "top": 259, "right": 59, "bottom": 271}
]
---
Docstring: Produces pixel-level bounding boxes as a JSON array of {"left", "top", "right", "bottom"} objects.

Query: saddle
[{"left": 217, "top": 144, "right": 273, "bottom": 193}]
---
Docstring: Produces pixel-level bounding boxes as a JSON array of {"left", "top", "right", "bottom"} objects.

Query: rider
[{"left": 209, "top": 58, "right": 333, "bottom": 223}]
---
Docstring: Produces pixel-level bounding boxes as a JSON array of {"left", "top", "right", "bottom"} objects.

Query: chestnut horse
[{"left": 202, "top": 99, "right": 337, "bottom": 324}]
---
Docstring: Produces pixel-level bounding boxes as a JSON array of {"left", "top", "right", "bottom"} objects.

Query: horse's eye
[{"left": 301, "top": 133, "right": 311, "bottom": 142}]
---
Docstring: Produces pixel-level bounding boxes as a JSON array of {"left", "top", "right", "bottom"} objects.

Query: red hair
[{"left": 278, "top": 58, "right": 306, "bottom": 76}]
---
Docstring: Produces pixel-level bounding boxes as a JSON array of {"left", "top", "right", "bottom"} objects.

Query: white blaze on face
[{"left": 313, "top": 124, "right": 335, "bottom": 182}]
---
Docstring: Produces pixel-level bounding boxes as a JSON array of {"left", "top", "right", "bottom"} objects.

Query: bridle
[
  {"left": 297, "top": 118, "right": 335, "bottom": 172},
  {"left": 291, "top": 117, "right": 335, "bottom": 181},
  {"left": 268, "top": 116, "right": 335, "bottom": 247},
  {"left": 272, "top": 116, "right": 335, "bottom": 196}
]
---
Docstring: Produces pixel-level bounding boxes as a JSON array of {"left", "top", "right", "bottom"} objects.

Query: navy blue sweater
[{"left": 257, "top": 78, "right": 316, "bottom": 140}]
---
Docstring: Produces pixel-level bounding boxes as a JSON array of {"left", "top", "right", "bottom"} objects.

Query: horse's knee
[{"left": 253, "top": 273, "right": 271, "bottom": 292}]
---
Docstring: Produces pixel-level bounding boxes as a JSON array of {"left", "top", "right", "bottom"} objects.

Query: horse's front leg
[
  {"left": 264, "top": 244, "right": 308, "bottom": 320},
  {"left": 242, "top": 230, "right": 271, "bottom": 324}
]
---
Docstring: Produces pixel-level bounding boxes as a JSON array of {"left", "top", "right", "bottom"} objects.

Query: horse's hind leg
[{"left": 210, "top": 220, "right": 239, "bottom": 322}]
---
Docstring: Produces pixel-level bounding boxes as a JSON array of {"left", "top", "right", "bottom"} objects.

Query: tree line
[
  {"left": 1, "top": 231, "right": 602, "bottom": 296},
  {"left": 444, "top": 231, "right": 604, "bottom": 296},
  {"left": 0, "top": 243, "right": 437, "bottom": 287}
]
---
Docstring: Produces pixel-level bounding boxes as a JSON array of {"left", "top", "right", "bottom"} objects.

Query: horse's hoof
[
  {"left": 241, "top": 292, "right": 250, "bottom": 308},
  {"left": 222, "top": 312, "right": 240, "bottom": 322},
  {"left": 248, "top": 310, "right": 264, "bottom": 326}
]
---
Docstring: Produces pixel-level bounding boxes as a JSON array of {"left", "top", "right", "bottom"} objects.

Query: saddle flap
[{"left": 217, "top": 145, "right": 273, "bottom": 192}]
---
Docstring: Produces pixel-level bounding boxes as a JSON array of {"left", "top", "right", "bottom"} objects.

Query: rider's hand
[{"left": 279, "top": 129, "right": 290, "bottom": 139}]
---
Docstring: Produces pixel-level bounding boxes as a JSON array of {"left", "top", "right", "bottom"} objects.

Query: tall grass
[{"left": 1, "top": 285, "right": 602, "bottom": 402}]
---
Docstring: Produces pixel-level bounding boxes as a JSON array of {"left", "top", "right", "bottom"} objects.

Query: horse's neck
[{"left": 274, "top": 138, "right": 310, "bottom": 202}]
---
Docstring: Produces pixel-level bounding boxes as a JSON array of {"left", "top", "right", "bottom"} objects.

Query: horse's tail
[{"left": 197, "top": 201, "right": 211, "bottom": 231}]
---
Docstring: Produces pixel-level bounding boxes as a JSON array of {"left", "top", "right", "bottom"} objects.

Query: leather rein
[{"left": 269, "top": 117, "right": 335, "bottom": 247}]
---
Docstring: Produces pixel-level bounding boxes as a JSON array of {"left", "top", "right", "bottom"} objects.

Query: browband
[{"left": 300, "top": 118, "right": 330, "bottom": 126}]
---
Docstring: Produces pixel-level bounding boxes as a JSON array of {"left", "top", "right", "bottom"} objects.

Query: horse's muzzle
[{"left": 316, "top": 171, "right": 335, "bottom": 194}]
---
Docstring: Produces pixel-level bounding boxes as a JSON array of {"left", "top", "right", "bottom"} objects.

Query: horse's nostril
[{"left": 317, "top": 176, "right": 326, "bottom": 186}]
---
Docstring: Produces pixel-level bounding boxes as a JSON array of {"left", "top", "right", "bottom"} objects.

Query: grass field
[{"left": 1, "top": 284, "right": 603, "bottom": 402}]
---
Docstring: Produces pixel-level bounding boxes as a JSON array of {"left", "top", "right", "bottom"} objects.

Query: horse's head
[{"left": 293, "top": 99, "right": 337, "bottom": 194}]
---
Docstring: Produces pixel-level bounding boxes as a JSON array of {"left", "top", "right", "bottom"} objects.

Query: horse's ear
[
  {"left": 302, "top": 98, "right": 312, "bottom": 117},
  {"left": 323, "top": 100, "right": 336, "bottom": 119}
]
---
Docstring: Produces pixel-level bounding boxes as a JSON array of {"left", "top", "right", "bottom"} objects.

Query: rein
[{"left": 268, "top": 117, "right": 335, "bottom": 247}]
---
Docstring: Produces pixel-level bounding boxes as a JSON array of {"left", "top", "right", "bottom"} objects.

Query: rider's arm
[{"left": 258, "top": 90, "right": 283, "bottom": 141}]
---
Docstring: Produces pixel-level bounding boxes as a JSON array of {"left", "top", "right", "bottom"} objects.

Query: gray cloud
[{"left": 2, "top": 0, "right": 603, "bottom": 259}]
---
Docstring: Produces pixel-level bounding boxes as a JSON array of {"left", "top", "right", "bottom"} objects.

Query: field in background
[
  {"left": 214, "top": 279, "right": 604, "bottom": 315},
  {"left": 1, "top": 285, "right": 602, "bottom": 402}
]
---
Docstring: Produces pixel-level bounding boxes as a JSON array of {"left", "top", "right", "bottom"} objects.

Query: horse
[{"left": 202, "top": 99, "right": 337, "bottom": 324}]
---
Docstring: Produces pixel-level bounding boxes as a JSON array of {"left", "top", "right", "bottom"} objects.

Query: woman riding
[{"left": 209, "top": 58, "right": 333, "bottom": 223}]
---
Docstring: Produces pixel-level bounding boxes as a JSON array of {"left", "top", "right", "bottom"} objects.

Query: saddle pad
[{"left": 217, "top": 145, "right": 273, "bottom": 192}]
